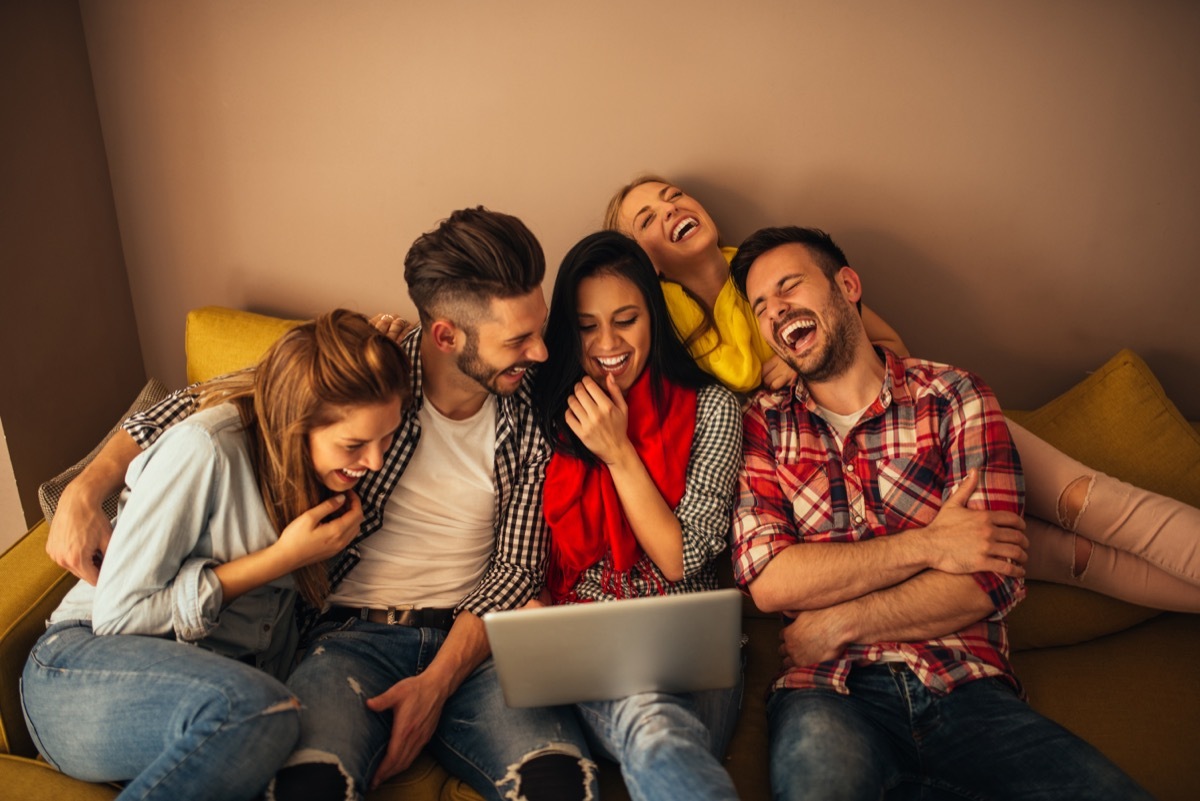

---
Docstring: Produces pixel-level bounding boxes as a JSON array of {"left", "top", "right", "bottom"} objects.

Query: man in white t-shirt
[{"left": 47, "top": 208, "right": 597, "bottom": 801}]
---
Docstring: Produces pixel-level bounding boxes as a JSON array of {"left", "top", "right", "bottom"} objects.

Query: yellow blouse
[{"left": 660, "top": 247, "right": 775, "bottom": 394}]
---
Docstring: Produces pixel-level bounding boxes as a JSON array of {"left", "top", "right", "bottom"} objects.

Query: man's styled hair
[
  {"left": 729, "top": 226, "right": 858, "bottom": 311},
  {"left": 404, "top": 206, "right": 546, "bottom": 328}
]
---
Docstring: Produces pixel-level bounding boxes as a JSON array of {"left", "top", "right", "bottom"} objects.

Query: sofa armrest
[{"left": 0, "top": 521, "right": 78, "bottom": 757}]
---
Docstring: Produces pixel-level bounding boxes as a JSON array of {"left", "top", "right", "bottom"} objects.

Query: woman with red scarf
[{"left": 533, "top": 231, "right": 742, "bottom": 801}]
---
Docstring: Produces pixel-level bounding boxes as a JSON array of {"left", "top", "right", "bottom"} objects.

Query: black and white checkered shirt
[
  {"left": 561, "top": 383, "right": 742, "bottom": 602},
  {"left": 123, "top": 329, "right": 550, "bottom": 631}
]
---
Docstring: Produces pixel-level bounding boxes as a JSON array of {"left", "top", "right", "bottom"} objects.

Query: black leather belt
[{"left": 322, "top": 605, "right": 456, "bottom": 632}]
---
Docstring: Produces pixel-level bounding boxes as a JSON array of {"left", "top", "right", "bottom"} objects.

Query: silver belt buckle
[{"left": 386, "top": 604, "right": 415, "bottom": 626}]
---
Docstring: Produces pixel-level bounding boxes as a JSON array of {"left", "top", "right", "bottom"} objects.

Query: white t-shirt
[{"left": 328, "top": 395, "right": 498, "bottom": 609}]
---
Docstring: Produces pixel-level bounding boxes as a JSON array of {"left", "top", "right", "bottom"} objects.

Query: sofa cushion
[
  {"left": 1004, "top": 348, "right": 1199, "bottom": 650},
  {"left": 0, "top": 754, "right": 119, "bottom": 800},
  {"left": 1008, "top": 582, "right": 1159, "bottom": 650},
  {"left": 1008, "top": 348, "right": 1200, "bottom": 508},
  {"left": 185, "top": 306, "right": 304, "bottom": 384},
  {"left": 36, "top": 378, "right": 170, "bottom": 523}
]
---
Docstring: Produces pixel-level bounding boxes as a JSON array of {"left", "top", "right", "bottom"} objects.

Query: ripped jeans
[
  {"left": 576, "top": 682, "right": 743, "bottom": 801},
  {"left": 275, "top": 617, "right": 597, "bottom": 801},
  {"left": 20, "top": 620, "right": 300, "bottom": 801}
]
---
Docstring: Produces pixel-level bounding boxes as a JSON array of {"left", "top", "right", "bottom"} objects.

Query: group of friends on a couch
[{"left": 25, "top": 176, "right": 1200, "bottom": 801}]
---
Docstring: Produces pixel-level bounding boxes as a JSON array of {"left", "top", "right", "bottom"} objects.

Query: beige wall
[
  {"left": 78, "top": 0, "right": 1199, "bottom": 417},
  {"left": 0, "top": 421, "right": 26, "bottom": 552},
  {"left": 0, "top": 1, "right": 145, "bottom": 529}
]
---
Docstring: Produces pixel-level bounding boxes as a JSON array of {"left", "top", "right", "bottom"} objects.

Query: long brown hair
[
  {"left": 603, "top": 174, "right": 719, "bottom": 355},
  {"left": 198, "top": 309, "right": 410, "bottom": 606}
]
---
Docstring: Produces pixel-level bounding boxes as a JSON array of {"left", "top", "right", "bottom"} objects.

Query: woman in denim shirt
[{"left": 21, "top": 310, "right": 409, "bottom": 801}]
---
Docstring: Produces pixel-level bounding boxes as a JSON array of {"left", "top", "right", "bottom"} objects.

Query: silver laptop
[{"left": 482, "top": 589, "right": 742, "bottom": 708}]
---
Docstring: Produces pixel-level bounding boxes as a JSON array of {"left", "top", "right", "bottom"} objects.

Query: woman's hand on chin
[
  {"left": 276, "top": 491, "right": 365, "bottom": 568},
  {"left": 564, "top": 374, "right": 632, "bottom": 465}
]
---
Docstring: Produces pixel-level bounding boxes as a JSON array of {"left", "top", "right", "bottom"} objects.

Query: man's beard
[
  {"left": 779, "top": 297, "right": 861, "bottom": 384},
  {"left": 457, "top": 332, "right": 532, "bottom": 396}
]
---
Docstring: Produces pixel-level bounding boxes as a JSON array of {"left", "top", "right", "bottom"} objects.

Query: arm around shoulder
[
  {"left": 48, "top": 384, "right": 202, "bottom": 584},
  {"left": 46, "top": 430, "right": 143, "bottom": 585},
  {"left": 862, "top": 304, "right": 909, "bottom": 358}
]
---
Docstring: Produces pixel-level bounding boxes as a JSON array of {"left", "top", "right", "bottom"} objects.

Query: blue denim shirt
[{"left": 51, "top": 404, "right": 299, "bottom": 680}]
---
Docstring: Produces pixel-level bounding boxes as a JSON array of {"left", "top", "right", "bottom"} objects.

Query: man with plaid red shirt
[{"left": 728, "top": 226, "right": 1150, "bottom": 801}]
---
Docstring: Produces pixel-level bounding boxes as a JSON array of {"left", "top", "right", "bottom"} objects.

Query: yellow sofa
[{"left": 2, "top": 307, "right": 1198, "bottom": 800}]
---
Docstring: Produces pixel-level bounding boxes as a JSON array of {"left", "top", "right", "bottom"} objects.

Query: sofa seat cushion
[
  {"left": 0, "top": 755, "right": 120, "bottom": 800},
  {"left": 1011, "top": 612, "right": 1200, "bottom": 801},
  {"left": 1008, "top": 582, "right": 1159, "bottom": 650}
]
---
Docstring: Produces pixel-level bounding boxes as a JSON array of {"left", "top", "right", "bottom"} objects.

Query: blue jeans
[
  {"left": 767, "top": 663, "right": 1153, "bottom": 801},
  {"left": 277, "top": 618, "right": 597, "bottom": 801},
  {"left": 20, "top": 620, "right": 300, "bottom": 801},
  {"left": 576, "top": 674, "right": 743, "bottom": 801}
]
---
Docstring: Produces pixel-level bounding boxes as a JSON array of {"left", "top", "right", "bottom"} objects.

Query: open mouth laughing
[
  {"left": 671, "top": 217, "right": 699, "bottom": 242},
  {"left": 775, "top": 316, "right": 817, "bottom": 352},
  {"left": 595, "top": 353, "right": 631, "bottom": 374},
  {"left": 337, "top": 467, "right": 366, "bottom": 483}
]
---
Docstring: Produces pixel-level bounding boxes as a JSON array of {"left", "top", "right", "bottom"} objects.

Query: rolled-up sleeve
[
  {"left": 122, "top": 386, "right": 201, "bottom": 449},
  {"left": 171, "top": 557, "right": 225, "bottom": 641}
]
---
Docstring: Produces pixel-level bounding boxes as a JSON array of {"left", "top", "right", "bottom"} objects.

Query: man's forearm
[
  {"left": 748, "top": 471, "right": 1026, "bottom": 614},
  {"left": 424, "top": 611, "right": 489, "bottom": 694},
  {"left": 829, "top": 570, "right": 995, "bottom": 646},
  {"left": 71, "top": 430, "right": 142, "bottom": 501},
  {"left": 750, "top": 532, "right": 931, "bottom": 613},
  {"left": 46, "top": 431, "right": 144, "bottom": 583}
]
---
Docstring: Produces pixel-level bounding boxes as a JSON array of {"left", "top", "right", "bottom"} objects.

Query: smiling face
[
  {"left": 616, "top": 182, "right": 720, "bottom": 280},
  {"left": 455, "top": 288, "right": 550, "bottom": 396},
  {"left": 575, "top": 272, "right": 652, "bottom": 394},
  {"left": 745, "top": 243, "right": 863, "bottom": 383},
  {"left": 308, "top": 397, "right": 404, "bottom": 492}
]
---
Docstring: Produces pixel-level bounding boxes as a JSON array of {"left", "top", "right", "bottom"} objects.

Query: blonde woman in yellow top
[{"left": 605, "top": 174, "right": 1200, "bottom": 612}]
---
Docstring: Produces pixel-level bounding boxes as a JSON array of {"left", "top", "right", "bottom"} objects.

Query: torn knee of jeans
[
  {"left": 1056, "top": 474, "right": 1095, "bottom": 531},
  {"left": 267, "top": 750, "right": 355, "bottom": 801},
  {"left": 262, "top": 696, "right": 302, "bottom": 716},
  {"left": 1070, "top": 533, "right": 1095, "bottom": 580},
  {"left": 498, "top": 742, "right": 597, "bottom": 801},
  {"left": 346, "top": 676, "right": 365, "bottom": 697}
]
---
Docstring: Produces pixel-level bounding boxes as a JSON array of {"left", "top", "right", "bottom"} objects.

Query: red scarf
[{"left": 543, "top": 370, "right": 698, "bottom": 602}]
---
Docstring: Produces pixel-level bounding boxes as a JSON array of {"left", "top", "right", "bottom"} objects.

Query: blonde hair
[
  {"left": 602, "top": 174, "right": 671, "bottom": 233},
  {"left": 198, "top": 309, "right": 410, "bottom": 606},
  {"left": 602, "top": 173, "right": 718, "bottom": 354}
]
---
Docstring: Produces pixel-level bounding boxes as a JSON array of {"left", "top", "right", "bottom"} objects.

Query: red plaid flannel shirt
[{"left": 733, "top": 350, "right": 1025, "bottom": 696}]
